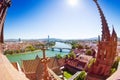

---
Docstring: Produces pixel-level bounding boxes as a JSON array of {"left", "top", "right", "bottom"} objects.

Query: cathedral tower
[{"left": 86, "top": 0, "right": 118, "bottom": 80}]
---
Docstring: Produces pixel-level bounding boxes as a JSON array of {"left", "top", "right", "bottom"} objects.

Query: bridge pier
[
  {"left": 60, "top": 48, "right": 62, "bottom": 52},
  {"left": 51, "top": 48, "right": 54, "bottom": 51},
  {"left": 51, "top": 47, "right": 71, "bottom": 52}
]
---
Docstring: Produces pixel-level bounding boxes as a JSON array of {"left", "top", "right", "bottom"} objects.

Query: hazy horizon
[{"left": 5, "top": 36, "right": 120, "bottom": 41}]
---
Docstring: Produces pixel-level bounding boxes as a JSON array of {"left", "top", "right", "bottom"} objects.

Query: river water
[{"left": 6, "top": 42, "right": 71, "bottom": 66}]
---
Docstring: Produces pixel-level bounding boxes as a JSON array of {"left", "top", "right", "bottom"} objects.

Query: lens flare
[{"left": 68, "top": 0, "right": 78, "bottom": 7}]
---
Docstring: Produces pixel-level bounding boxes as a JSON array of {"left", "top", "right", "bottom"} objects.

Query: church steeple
[
  {"left": 86, "top": 0, "right": 118, "bottom": 79},
  {"left": 111, "top": 26, "right": 117, "bottom": 40},
  {"left": 40, "top": 45, "right": 51, "bottom": 80},
  {"left": 93, "top": 0, "right": 110, "bottom": 41}
]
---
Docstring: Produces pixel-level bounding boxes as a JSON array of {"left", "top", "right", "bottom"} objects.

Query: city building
[{"left": 64, "top": 54, "right": 93, "bottom": 74}]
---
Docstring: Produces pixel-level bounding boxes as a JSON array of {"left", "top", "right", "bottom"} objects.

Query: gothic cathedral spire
[
  {"left": 94, "top": 0, "right": 110, "bottom": 41},
  {"left": 86, "top": 0, "right": 118, "bottom": 80}
]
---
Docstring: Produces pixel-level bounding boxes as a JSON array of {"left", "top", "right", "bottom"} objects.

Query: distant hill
[
  {"left": 5, "top": 39, "right": 19, "bottom": 42},
  {"left": 4, "top": 37, "right": 120, "bottom": 42},
  {"left": 80, "top": 37, "right": 98, "bottom": 41},
  {"left": 4, "top": 38, "right": 62, "bottom": 42},
  {"left": 39, "top": 38, "right": 62, "bottom": 42}
]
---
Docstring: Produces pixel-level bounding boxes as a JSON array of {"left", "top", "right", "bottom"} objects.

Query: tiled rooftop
[
  {"left": 22, "top": 59, "right": 40, "bottom": 74},
  {"left": 22, "top": 57, "right": 62, "bottom": 80}
]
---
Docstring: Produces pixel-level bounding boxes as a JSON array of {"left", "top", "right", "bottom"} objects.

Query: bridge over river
[
  {"left": 51, "top": 47, "right": 71, "bottom": 52},
  {"left": 50, "top": 42, "right": 72, "bottom": 52}
]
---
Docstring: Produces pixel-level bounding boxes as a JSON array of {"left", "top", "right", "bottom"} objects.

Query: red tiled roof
[
  {"left": 66, "top": 59, "right": 86, "bottom": 70},
  {"left": 48, "top": 57, "right": 60, "bottom": 68},
  {"left": 36, "top": 58, "right": 62, "bottom": 80},
  {"left": 22, "top": 57, "right": 62, "bottom": 80},
  {"left": 22, "top": 59, "right": 40, "bottom": 74},
  {"left": 22, "top": 57, "right": 62, "bottom": 73},
  {"left": 77, "top": 54, "right": 93, "bottom": 63}
]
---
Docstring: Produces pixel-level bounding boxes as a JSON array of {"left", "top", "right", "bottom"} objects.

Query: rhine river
[{"left": 6, "top": 42, "right": 71, "bottom": 66}]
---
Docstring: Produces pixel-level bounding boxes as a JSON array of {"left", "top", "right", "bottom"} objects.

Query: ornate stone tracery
[
  {"left": 0, "top": 0, "right": 11, "bottom": 43},
  {"left": 86, "top": 0, "right": 118, "bottom": 80}
]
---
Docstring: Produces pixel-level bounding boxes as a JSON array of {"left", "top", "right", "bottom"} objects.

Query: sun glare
[{"left": 68, "top": 0, "right": 78, "bottom": 7}]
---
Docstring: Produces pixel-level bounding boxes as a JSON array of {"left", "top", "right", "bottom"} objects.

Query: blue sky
[{"left": 4, "top": 0, "right": 120, "bottom": 39}]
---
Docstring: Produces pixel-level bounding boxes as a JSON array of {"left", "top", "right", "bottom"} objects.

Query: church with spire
[{"left": 86, "top": 0, "right": 117, "bottom": 80}]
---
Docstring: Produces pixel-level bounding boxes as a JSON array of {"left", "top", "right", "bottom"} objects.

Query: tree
[
  {"left": 77, "top": 44, "right": 83, "bottom": 49},
  {"left": 87, "top": 58, "right": 96, "bottom": 69},
  {"left": 55, "top": 54, "right": 62, "bottom": 59},
  {"left": 71, "top": 41, "right": 78, "bottom": 49},
  {"left": 112, "top": 56, "right": 120, "bottom": 69},
  {"left": 110, "top": 57, "right": 120, "bottom": 75},
  {"left": 110, "top": 68, "right": 116, "bottom": 75},
  {"left": 74, "top": 71, "right": 87, "bottom": 80},
  {"left": 85, "top": 49, "right": 92, "bottom": 55},
  {"left": 112, "top": 60, "right": 119, "bottom": 69},
  {"left": 34, "top": 43, "right": 44, "bottom": 50},
  {"left": 4, "top": 50, "right": 9, "bottom": 55},
  {"left": 69, "top": 51, "right": 76, "bottom": 59},
  {"left": 4, "top": 50, "right": 14, "bottom": 55},
  {"left": 14, "top": 50, "right": 20, "bottom": 53},
  {"left": 25, "top": 45, "right": 35, "bottom": 52}
]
